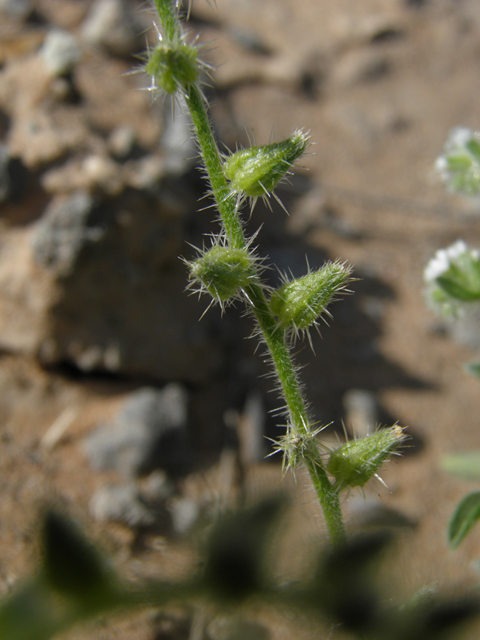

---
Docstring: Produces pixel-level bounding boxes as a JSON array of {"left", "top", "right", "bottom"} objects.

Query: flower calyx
[
  {"left": 223, "top": 130, "right": 309, "bottom": 202},
  {"left": 327, "top": 426, "right": 407, "bottom": 492},
  {"left": 269, "top": 261, "right": 352, "bottom": 338},
  {"left": 188, "top": 245, "right": 256, "bottom": 306},
  {"left": 145, "top": 39, "right": 199, "bottom": 94}
]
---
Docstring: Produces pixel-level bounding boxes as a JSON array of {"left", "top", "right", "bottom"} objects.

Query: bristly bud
[
  {"left": 145, "top": 40, "right": 199, "bottom": 94},
  {"left": 189, "top": 245, "right": 256, "bottom": 304},
  {"left": 223, "top": 130, "right": 309, "bottom": 200},
  {"left": 327, "top": 426, "right": 407, "bottom": 492},
  {"left": 424, "top": 240, "right": 480, "bottom": 317},
  {"left": 269, "top": 261, "right": 352, "bottom": 336},
  {"left": 436, "top": 126, "right": 480, "bottom": 197}
]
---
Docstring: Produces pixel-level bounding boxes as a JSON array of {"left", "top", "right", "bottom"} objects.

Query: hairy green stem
[
  {"left": 305, "top": 442, "right": 347, "bottom": 543},
  {"left": 185, "top": 85, "right": 247, "bottom": 250},
  {"left": 186, "top": 82, "right": 345, "bottom": 544},
  {"left": 155, "top": 0, "right": 345, "bottom": 545},
  {"left": 153, "top": 0, "right": 179, "bottom": 42}
]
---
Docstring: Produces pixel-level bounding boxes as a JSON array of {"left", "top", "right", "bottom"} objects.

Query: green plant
[
  {"left": 426, "top": 127, "right": 480, "bottom": 548},
  {"left": 4, "top": 3, "right": 480, "bottom": 640},
  {"left": 144, "top": 0, "right": 406, "bottom": 545}
]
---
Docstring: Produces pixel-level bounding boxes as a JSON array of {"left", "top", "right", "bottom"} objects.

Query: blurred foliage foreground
[{"left": 1, "top": 497, "right": 479, "bottom": 640}]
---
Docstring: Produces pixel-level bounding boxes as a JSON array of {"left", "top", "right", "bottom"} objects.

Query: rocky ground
[{"left": 2, "top": 0, "right": 480, "bottom": 638}]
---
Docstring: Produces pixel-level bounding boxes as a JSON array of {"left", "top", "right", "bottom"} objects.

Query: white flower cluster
[
  {"left": 435, "top": 126, "right": 480, "bottom": 197},
  {"left": 424, "top": 240, "right": 480, "bottom": 318},
  {"left": 424, "top": 240, "right": 477, "bottom": 282}
]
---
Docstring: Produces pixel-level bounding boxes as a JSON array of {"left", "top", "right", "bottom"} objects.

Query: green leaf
[
  {"left": 436, "top": 273, "right": 480, "bottom": 302},
  {"left": 203, "top": 495, "right": 286, "bottom": 603},
  {"left": 42, "top": 510, "right": 112, "bottom": 604},
  {"left": 448, "top": 492, "right": 480, "bottom": 549},
  {"left": 436, "top": 253, "right": 480, "bottom": 302},
  {"left": 442, "top": 452, "right": 480, "bottom": 481},
  {"left": 465, "top": 361, "right": 480, "bottom": 379},
  {"left": 466, "top": 138, "right": 480, "bottom": 161}
]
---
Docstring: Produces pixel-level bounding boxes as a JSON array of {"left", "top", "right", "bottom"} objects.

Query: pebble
[
  {"left": 83, "top": 384, "right": 191, "bottom": 478},
  {"left": 81, "top": 0, "right": 139, "bottom": 57},
  {"left": 208, "top": 616, "right": 271, "bottom": 640},
  {"left": 123, "top": 155, "right": 165, "bottom": 191},
  {"left": 331, "top": 13, "right": 405, "bottom": 49},
  {"left": 161, "top": 94, "right": 196, "bottom": 175},
  {"left": 450, "top": 306, "right": 480, "bottom": 351},
  {"left": 343, "top": 389, "right": 378, "bottom": 439},
  {"left": 0, "top": 0, "right": 32, "bottom": 19},
  {"left": 347, "top": 496, "right": 417, "bottom": 530},
  {"left": 236, "top": 391, "right": 266, "bottom": 465},
  {"left": 168, "top": 497, "right": 201, "bottom": 536},
  {"left": 41, "top": 155, "right": 124, "bottom": 196},
  {"left": 108, "top": 126, "right": 136, "bottom": 159},
  {"left": 40, "top": 29, "right": 81, "bottom": 77},
  {"left": 89, "top": 483, "right": 157, "bottom": 527},
  {"left": 31, "top": 191, "right": 104, "bottom": 277}
]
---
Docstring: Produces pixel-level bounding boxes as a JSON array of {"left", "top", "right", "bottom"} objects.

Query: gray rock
[
  {"left": 34, "top": 192, "right": 222, "bottom": 381},
  {"left": 119, "top": 385, "right": 187, "bottom": 433},
  {"left": 347, "top": 496, "right": 417, "bottom": 530},
  {"left": 0, "top": 0, "right": 32, "bottom": 19},
  {"left": 168, "top": 497, "right": 201, "bottom": 536},
  {"left": 31, "top": 192, "right": 104, "bottom": 277},
  {"left": 108, "top": 126, "right": 136, "bottom": 159},
  {"left": 89, "top": 483, "right": 157, "bottom": 526},
  {"left": 84, "top": 385, "right": 191, "bottom": 477},
  {"left": 450, "top": 305, "right": 480, "bottom": 351},
  {"left": 0, "top": 226, "right": 52, "bottom": 355},
  {"left": 237, "top": 391, "right": 266, "bottom": 464},
  {"left": 41, "top": 155, "right": 124, "bottom": 196},
  {"left": 208, "top": 616, "right": 271, "bottom": 640},
  {"left": 81, "top": 0, "right": 140, "bottom": 56},
  {"left": 40, "top": 30, "right": 81, "bottom": 77},
  {"left": 343, "top": 389, "right": 378, "bottom": 439},
  {"left": 161, "top": 94, "right": 196, "bottom": 175}
]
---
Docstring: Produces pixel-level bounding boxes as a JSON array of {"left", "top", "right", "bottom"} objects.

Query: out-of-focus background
[{"left": 2, "top": 0, "right": 480, "bottom": 637}]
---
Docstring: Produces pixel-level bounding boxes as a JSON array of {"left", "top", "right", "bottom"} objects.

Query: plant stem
[
  {"left": 186, "top": 82, "right": 346, "bottom": 544},
  {"left": 155, "top": 0, "right": 346, "bottom": 545},
  {"left": 305, "top": 442, "right": 347, "bottom": 544},
  {"left": 185, "top": 85, "right": 246, "bottom": 250}
]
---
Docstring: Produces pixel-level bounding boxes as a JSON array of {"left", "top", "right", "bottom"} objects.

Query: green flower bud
[
  {"left": 269, "top": 261, "right": 352, "bottom": 334},
  {"left": 223, "top": 130, "right": 309, "bottom": 198},
  {"left": 190, "top": 246, "right": 255, "bottom": 303},
  {"left": 145, "top": 41, "right": 199, "bottom": 94},
  {"left": 327, "top": 426, "right": 406, "bottom": 491}
]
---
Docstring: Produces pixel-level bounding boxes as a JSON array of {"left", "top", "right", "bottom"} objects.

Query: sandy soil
[{"left": 2, "top": 0, "right": 480, "bottom": 638}]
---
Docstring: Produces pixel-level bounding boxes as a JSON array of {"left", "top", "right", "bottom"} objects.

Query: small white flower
[
  {"left": 436, "top": 127, "right": 480, "bottom": 198},
  {"left": 448, "top": 126, "right": 473, "bottom": 150},
  {"left": 435, "top": 155, "right": 448, "bottom": 175},
  {"left": 424, "top": 240, "right": 468, "bottom": 282}
]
